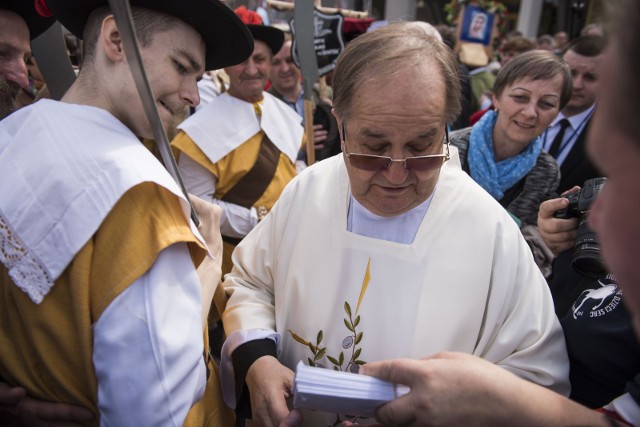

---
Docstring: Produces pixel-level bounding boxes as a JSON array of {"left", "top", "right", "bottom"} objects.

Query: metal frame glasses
[{"left": 341, "top": 123, "right": 450, "bottom": 172}]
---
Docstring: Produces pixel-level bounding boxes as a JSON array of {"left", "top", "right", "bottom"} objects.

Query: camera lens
[{"left": 572, "top": 216, "right": 605, "bottom": 277}]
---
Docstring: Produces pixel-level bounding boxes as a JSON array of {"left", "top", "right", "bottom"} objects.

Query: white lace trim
[{"left": 0, "top": 211, "right": 53, "bottom": 304}]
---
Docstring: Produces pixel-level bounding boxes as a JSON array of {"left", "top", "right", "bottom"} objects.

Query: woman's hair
[
  {"left": 332, "top": 22, "right": 461, "bottom": 124},
  {"left": 493, "top": 50, "right": 572, "bottom": 110},
  {"left": 81, "top": 6, "right": 182, "bottom": 66}
]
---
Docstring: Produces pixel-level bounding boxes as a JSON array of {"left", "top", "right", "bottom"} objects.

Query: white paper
[{"left": 292, "top": 361, "right": 410, "bottom": 417}]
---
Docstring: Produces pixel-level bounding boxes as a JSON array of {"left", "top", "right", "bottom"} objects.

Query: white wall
[
  {"left": 385, "top": 0, "right": 417, "bottom": 21},
  {"left": 516, "top": 0, "right": 544, "bottom": 37}
]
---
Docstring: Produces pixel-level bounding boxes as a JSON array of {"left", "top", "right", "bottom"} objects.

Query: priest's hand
[
  {"left": 538, "top": 188, "right": 580, "bottom": 255},
  {"left": 189, "top": 194, "right": 224, "bottom": 328},
  {"left": 246, "top": 356, "right": 300, "bottom": 427},
  {"left": 0, "top": 382, "right": 94, "bottom": 426}
]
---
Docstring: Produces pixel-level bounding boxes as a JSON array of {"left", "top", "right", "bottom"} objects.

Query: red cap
[
  {"left": 35, "top": 0, "right": 52, "bottom": 17},
  {"left": 234, "top": 5, "right": 263, "bottom": 25}
]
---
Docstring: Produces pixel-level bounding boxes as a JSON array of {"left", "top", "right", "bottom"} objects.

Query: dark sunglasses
[{"left": 341, "top": 123, "right": 450, "bottom": 172}]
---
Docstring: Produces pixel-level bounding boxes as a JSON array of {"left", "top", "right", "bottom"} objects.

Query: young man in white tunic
[
  {"left": 0, "top": 1, "right": 252, "bottom": 426},
  {"left": 220, "top": 22, "right": 570, "bottom": 427}
]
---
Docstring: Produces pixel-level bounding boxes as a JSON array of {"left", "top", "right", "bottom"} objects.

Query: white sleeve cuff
[{"left": 212, "top": 200, "right": 259, "bottom": 238}]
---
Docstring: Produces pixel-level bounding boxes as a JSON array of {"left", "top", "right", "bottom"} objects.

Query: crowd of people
[{"left": 0, "top": 0, "right": 639, "bottom": 426}]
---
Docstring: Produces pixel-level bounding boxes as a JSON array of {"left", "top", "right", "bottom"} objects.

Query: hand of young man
[{"left": 190, "top": 194, "right": 224, "bottom": 327}]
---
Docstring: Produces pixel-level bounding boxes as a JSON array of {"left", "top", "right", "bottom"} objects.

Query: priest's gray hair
[
  {"left": 332, "top": 21, "right": 461, "bottom": 124},
  {"left": 406, "top": 21, "right": 443, "bottom": 43}
]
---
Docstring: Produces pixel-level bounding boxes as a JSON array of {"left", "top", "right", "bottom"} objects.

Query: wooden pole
[
  {"left": 318, "top": 76, "right": 328, "bottom": 104},
  {"left": 304, "top": 100, "right": 316, "bottom": 165},
  {"left": 269, "top": 0, "right": 365, "bottom": 164}
]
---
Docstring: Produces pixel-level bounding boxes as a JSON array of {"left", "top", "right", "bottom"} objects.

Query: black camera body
[{"left": 554, "top": 177, "right": 607, "bottom": 277}]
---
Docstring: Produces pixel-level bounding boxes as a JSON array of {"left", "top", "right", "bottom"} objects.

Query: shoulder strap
[{"left": 220, "top": 133, "right": 281, "bottom": 208}]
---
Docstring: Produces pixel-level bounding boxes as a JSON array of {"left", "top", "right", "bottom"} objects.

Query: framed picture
[{"left": 459, "top": 4, "right": 494, "bottom": 45}]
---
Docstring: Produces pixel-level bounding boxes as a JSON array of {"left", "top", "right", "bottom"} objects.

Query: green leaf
[
  {"left": 327, "top": 355, "right": 340, "bottom": 365},
  {"left": 333, "top": 366, "right": 340, "bottom": 371},
  {"left": 307, "top": 357, "right": 314, "bottom": 366},
  {"left": 338, "top": 352, "right": 345, "bottom": 366},
  {"left": 308, "top": 343, "right": 317, "bottom": 354},
  {"left": 315, "top": 347, "right": 327, "bottom": 360},
  {"left": 353, "top": 348, "right": 362, "bottom": 359},
  {"left": 316, "top": 330, "right": 323, "bottom": 345},
  {"left": 288, "top": 330, "right": 310, "bottom": 346},
  {"left": 353, "top": 315, "right": 360, "bottom": 327},
  {"left": 344, "top": 301, "right": 352, "bottom": 317},
  {"left": 355, "top": 331, "right": 363, "bottom": 345},
  {"left": 344, "top": 318, "right": 355, "bottom": 332},
  {"left": 354, "top": 359, "right": 366, "bottom": 365}
]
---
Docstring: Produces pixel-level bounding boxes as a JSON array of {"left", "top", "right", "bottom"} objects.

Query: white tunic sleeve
[
  {"left": 473, "top": 231, "right": 570, "bottom": 396},
  {"left": 93, "top": 243, "right": 206, "bottom": 427},
  {"left": 178, "top": 152, "right": 258, "bottom": 238}
]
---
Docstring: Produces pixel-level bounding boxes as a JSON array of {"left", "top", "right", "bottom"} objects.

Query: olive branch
[{"left": 288, "top": 301, "right": 365, "bottom": 372}]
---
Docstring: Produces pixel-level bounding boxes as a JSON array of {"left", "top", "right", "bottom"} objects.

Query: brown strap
[{"left": 220, "top": 133, "right": 281, "bottom": 209}]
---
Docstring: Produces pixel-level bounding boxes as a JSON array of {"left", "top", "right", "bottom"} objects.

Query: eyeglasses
[{"left": 341, "top": 123, "right": 450, "bottom": 172}]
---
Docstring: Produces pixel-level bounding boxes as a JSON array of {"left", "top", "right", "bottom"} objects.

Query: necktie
[{"left": 548, "top": 119, "right": 571, "bottom": 158}]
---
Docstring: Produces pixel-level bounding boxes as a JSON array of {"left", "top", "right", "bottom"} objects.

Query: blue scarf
[{"left": 467, "top": 110, "right": 542, "bottom": 200}]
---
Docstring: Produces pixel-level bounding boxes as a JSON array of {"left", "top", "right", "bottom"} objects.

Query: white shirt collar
[
  {"left": 347, "top": 192, "right": 435, "bottom": 244},
  {"left": 551, "top": 104, "right": 596, "bottom": 129}
]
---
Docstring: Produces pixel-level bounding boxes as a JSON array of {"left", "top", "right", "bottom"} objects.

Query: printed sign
[{"left": 291, "top": 9, "right": 346, "bottom": 77}]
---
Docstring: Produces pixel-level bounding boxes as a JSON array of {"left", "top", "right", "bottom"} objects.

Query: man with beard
[{"left": 0, "top": 1, "right": 53, "bottom": 120}]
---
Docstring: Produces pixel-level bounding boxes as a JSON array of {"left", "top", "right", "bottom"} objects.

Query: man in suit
[
  {"left": 268, "top": 37, "right": 340, "bottom": 161},
  {"left": 541, "top": 36, "right": 607, "bottom": 324},
  {"left": 543, "top": 35, "right": 605, "bottom": 194}
]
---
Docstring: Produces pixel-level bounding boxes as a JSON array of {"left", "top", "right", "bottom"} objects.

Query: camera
[{"left": 554, "top": 177, "right": 607, "bottom": 277}]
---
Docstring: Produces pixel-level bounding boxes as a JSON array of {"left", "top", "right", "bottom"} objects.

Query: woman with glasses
[
  {"left": 450, "top": 50, "right": 572, "bottom": 229},
  {"left": 220, "top": 23, "right": 569, "bottom": 427}
]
